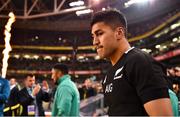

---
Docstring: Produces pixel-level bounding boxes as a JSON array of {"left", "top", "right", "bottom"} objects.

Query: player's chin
[{"left": 97, "top": 53, "right": 105, "bottom": 59}]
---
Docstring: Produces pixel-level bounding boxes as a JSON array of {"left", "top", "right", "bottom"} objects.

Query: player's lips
[{"left": 96, "top": 45, "right": 103, "bottom": 50}]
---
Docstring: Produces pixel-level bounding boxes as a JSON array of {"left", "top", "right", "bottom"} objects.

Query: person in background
[
  {"left": 0, "top": 76, "right": 10, "bottom": 116},
  {"left": 41, "top": 80, "right": 51, "bottom": 111},
  {"left": 18, "top": 74, "right": 50, "bottom": 116},
  {"left": 91, "top": 8, "right": 173, "bottom": 116},
  {"left": 174, "top": 67, "right": 180, "bottom": 77},
  {"left": 4, "top": 78, "right": 20, "bottom": 116},
  {"left": 51, "top": 64, "right": 80, "bottom": 116},
  {"left": 79, "top": 79, "right": 97, "bottom": 100}
]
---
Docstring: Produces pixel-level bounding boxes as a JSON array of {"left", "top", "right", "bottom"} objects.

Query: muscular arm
[{"left": 144, "top": 98, "right": 173, "bottom": 116}]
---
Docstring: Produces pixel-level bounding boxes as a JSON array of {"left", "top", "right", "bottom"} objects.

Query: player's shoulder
[{"left": 126, "top": 48, "right": 153, "bottom": 64}]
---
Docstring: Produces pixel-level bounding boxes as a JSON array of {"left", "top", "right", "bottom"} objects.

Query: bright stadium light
[
  {"left": 76, "top": 9, "right": 93, "bottom": 16},
  {"left": 14, "top": 54, "right": 20, "bottom": 59},
  {"left": 33, "top": 55, "right": 39, "bottom": 59},
  {"left": 44, "top": 56, "right": 52, "bottom": 60},
  {"left": 102, "top": 7, "right": 106, "bottom": 11},
  {"left": 69, "top": 0, "right": 84, "bottom": 7},
  {"left": 125, "top": 0, "right": 151, "bottom": 8},
  {"left": 78, "top": 55, "right": 84, "bottom": 60},
  {"left": 141, "top": 48, "right": 152, "bottom": 53},
  {"left": 162, "top": 45, "right": 167, "bottom": 49},
  {"left": 170, "top": 22, "right": 180, "bottom": 30},
  {"left": 61, "top": 56, "right": 67, "bottom": 61},
  {"left": 155, "top": 45, "right": 161, "bottom": 49},
  {"left": 24, "top": 54, "right": 31, "bottom": 59},
  {"left": 172, "top": 38, "right": 178, "bottom": 42},
  {"left": 95, "top": 55, "right": 100, "bottom": 60}
]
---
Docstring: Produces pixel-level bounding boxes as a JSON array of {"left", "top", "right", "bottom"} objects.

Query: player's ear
[{"left": 115, "top": 27, "right": 124, "bottom": 40}]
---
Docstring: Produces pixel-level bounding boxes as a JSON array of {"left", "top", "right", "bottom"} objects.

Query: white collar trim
[{"left": 125, "top": 47, "right": 134, "bottom": 54}]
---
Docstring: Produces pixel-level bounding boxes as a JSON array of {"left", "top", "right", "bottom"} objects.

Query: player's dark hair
[
  {"left": 91, "top": 8, "right": 127, "bottom": 37},
  {"left": 53, "top": 63, "right": 69, "bottom": 74}
]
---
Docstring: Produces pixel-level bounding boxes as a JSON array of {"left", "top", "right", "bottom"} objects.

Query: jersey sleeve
[{"left": 126, "top": 53, "right": 169, "bottom": 104}]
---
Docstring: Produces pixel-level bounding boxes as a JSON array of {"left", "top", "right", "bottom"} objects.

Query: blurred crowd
[
  {"left": 128, "top": 9, "right": 179, "bottom": 38},
  {"left": 167, "top": 67, "right": 180, "bottom": 100},
  {"left": 1, "top": 74, "right": 103, "bottom": 116}
]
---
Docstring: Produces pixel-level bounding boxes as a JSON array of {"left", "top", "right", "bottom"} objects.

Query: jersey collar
[
  {"left": 57, "top": 74, "right": 71, "bottom": 85},
  {"left": 125, "top": 47, "right": 135, "bottom": 54}
]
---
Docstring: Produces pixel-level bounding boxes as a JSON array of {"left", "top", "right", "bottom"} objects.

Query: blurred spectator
[
  {"left": 18, "top": 74, "right": 50, "bottom": 116},
  {"left": 174, "top": 67, "right": 180, "bottom": 77},
  {"left": 41, "top": 80, "right": 51, "bottom": 111},
  {"left": 167, "top": 67, "right": 180, "bottom": 84},
  {"left": 79, "top": 79, "right": 97, "bottom": 100},
  {"left": 167, "top": 67, "right": 180, "bottom": 100},
  {"left": 93, "top": 81, "right": 103, "bottom": 94},
  {"left": 4, "top": 78, "right": 21, "bottom": 116},
  {"left": 0, "top": 76, "right": 10, "bottom": 116},
  {"left": 173, "top": 84, "right": 180, "bottom": 100}
]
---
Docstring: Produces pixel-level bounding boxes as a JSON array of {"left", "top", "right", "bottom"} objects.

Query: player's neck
[{"left": 110, "top": 42, "right": 131, "bottom": 66}]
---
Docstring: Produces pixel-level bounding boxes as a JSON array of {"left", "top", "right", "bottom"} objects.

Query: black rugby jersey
[{"left": 102, "top": 47, "right": 169, "bottom": 116}]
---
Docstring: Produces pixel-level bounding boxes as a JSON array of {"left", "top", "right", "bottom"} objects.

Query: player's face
[
  {"left": 91, "top": 22, "right": 119, "bottom": 59},
  {"left": 51, "top": 69, "right": 62, "bottom": 84}
]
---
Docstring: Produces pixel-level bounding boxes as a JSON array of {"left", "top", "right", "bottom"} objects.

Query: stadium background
[{"left": 0, "top": 0, "right": 179, "bottom": 115}]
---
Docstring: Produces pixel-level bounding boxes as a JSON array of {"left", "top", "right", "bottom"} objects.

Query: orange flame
[{"left": 1, "top": 12, "right": 15, "bottom": 78}]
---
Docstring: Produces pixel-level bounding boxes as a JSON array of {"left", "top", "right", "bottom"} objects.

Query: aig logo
[{"left": 105, "top": 83, "right": 113, "bottom": 93}]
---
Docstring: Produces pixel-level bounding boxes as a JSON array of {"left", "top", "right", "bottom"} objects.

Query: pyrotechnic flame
[{"left": 1, "top": 12, "right": 15, "bottom": 78}]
